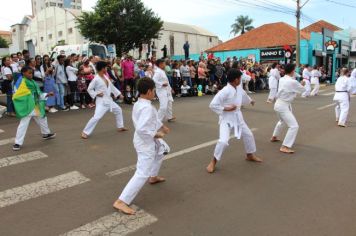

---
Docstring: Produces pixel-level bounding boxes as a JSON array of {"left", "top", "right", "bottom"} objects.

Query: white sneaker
[
  {"left": 70, "top": 105, "right": 79, "bottom": 110},
  {"left": 49, "top": 108, "right": 58, "bottom": 113}
]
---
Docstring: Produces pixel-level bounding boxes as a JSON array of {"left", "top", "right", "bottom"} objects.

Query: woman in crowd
[
  {"left": 1, "top": 56, "right": 16, "bottom": 117},
  {"left": 42, "top": 55, "right": 58, "bottom": 113},
  {"left": 65, "top": 58, "right": 79, "bottom": 110}
]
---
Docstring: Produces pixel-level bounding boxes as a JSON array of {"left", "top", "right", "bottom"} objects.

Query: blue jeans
[
  {"left": 183, "top": 77, "right": 192, "bottom": 87},
  {"left": 6, "top": 93, "right": 14, "bottom": 113},
  {"left": 55, "top": 83, "right": 66, "bottom": 109}
]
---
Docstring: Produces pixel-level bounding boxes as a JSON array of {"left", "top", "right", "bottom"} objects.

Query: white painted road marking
[
  {"left": 60, "top": 205, "right": 157, "bottom": 236},
  {"left": 0, "top": 129, "right": 4, "bottom": 134},
  {"left": 0, "top": 137, "right": 15, "bottom": 146},
  {"left": 0, "top": 151, "right": 48, "bottom": 168},
  {"left": 0, "top": 171, "right": 90, "bottom": 208},
  {"left": 321, "top": 92, "right": 335, "bottom": 96},
  {"left": 106, "top": 128, "right": 258, "bottom": 177},
  {"left": 317, "top": 103, "right": 337, "bottom": 110}
]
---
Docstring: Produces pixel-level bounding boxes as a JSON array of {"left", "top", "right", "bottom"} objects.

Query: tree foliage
[
  {"left": 231, "top": 15, "right": 254, "bottom": 36},
  {"left": 0, "top": 36, "right": 9, "bottom": 48},
  {"left": 76, "top": 0, "right": 163, "bottom": 55}
]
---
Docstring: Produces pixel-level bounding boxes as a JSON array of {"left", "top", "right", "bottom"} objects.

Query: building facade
[
  {"left": 132, "top": 22, "right": 219, "bottom": 60},
  {"left": 31, "top": 0, "right": 82, "bottom": 15},
  {"left": 9, "top": 16, "right": 32, "bottom": 53},
  {"left": 24, "top": 7, "right": 84, "bottom": 56}
]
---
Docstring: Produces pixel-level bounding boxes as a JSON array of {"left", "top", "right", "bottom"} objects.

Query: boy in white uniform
[
  {"left": 271, "top": 64, "right": 306, "bottom": 154},
  {"left": 349, "top": 68, "right": 356, "bottom": 95},
  {"left": 113, "top": 78, "right": 170, "bottom": 215},
  {"left": 333, "top": 68, "right": 351, "bottom": 127},
  {"left": 267, "top": 63, "right": 281, "bottom": 103},
  {"left": 301, "top": 65, "right": 312, "bottom": 98},
  {"left": 206, "top": 69, "right": 262, "bottom": 174},
  {"left": 153, "top": 59, "right": 175, "bottom": 122},
  {"left": 82, "top": 61, "right": 127, "bottom": 139}
]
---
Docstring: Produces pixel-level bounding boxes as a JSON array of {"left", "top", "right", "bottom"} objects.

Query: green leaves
[
  {"left": 230, "top": 15, "right": 255, "bottom": 36},
  {"left": 76, "top": 0, "right": 163, "bottom": 55},
  {"left": 0, "top": 36, "right": 9, "bottom": 48}
]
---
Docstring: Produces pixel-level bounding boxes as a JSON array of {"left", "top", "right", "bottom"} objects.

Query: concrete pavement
[{"left": 0, "top": 86, "right": 356, "bottom": 236}]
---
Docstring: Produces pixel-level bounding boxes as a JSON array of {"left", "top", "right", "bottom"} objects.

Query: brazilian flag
[{"left": 12, "top": 76, "right": 46, "bottom": 119}]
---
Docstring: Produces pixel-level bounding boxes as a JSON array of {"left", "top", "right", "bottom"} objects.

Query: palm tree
[{"left": 231, "top": 15, "right": 255, "bottom": 36}]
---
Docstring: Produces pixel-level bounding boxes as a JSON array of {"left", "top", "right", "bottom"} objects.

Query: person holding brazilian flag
[{"left": 12, "top": 66, "right": 56, "bottom": 151}]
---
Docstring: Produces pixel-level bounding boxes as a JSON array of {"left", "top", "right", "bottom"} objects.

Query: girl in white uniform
[
  {"left": 206, "top": 69, "right": 262, "bottom": 174},
  {"left": 310, "top": 65, "right": 322, "bottom": 96},
  {"left": 333, "top": 68, "right": 351, "bottom": 127},
  {"left": 267, "top": 63, "right": 281, "bottom": 103},
  {"left": 81, "top": 61, "right": 127, "bottom": 138},
  {"left": 271, "top": 64, "right": 306, "bottom": 154},
  {"left": 113, "top": 78, "right": 170, "bottom": 215},
  {"left": 301, "top": 65, "right": 312, "bottom": 98}
]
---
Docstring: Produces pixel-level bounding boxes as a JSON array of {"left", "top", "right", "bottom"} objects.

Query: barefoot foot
[
  {"left": 118, "top": 127, "right": 129, "bottom": 132},
  {"left": 280, "top": 146, "right": 295, "bottom": 154},
  {"left": 206, "top": 158, "right": 217, "bottom": 173},
  {"left": 246, "top": 154, "right": 263, "bottom": 163},
  {"left": 270, "top": 136, "right": 280, "bottom": 142},
  {"left": 113, "top": 200, "right": 136, "bottom": 215},
  {"left": 81, "top": 132, "right": 88, "bottom": 139},
  {"left": 149, "top": 176, "right": 166, "bottom": 184},
  {"left": 168, "top": 117, "right": 176, "bottom": 122}
]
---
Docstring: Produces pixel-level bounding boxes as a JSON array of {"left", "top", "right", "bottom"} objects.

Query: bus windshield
[{"left": 89, "top": 44, "right": 107, "bottom": 59}]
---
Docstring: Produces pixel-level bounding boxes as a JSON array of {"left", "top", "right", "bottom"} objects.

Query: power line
[{"left": 324, "top": 0, "right": 356, "bottom": 8}]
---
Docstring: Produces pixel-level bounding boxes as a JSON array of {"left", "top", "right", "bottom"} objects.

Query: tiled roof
[
  {"left": 302, "top": 20, "right": 342, "bottom": 34},
  {"left": 0, "top": 31, "right": 11, "bottom": 35},
  {"left": 207, "top": 22, "right": 310, "bottom": 52}
]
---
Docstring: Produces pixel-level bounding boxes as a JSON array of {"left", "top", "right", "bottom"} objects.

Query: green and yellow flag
[{"left": 12, "top": 77, "right": 46, "bottom": 119}]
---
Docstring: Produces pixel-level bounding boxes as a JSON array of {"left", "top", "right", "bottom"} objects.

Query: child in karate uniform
[{"left": 113, "top": 78, "right": 170, "bottom": 215}]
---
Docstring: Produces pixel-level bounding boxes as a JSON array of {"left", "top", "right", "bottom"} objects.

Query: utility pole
[{"left": 296, "top": 0, "right": 301, "bottom": 67}]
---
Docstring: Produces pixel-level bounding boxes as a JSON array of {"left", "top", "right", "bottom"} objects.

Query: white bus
[{"left": 50, "top": 43, "right": 109, "bottom": 59}]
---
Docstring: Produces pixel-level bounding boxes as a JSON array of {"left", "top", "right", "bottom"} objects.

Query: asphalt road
[{"left": 0, "top": 86, "right": 356, "bottom": 236}]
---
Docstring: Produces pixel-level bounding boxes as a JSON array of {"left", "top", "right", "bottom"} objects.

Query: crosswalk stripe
[
  {"left": 0, "top": 151, "right": 48, "bottom": 168},
  {"left": 106, "top": 128, "right": 258, "bottom": 177},
  {"left": 60, "top": 205, "right": 157, "bottom": 236},
  {"left": 321, "top": 92, "right": 335, "bottom": 96},
  {"left": 317, "top": 103, "right": 337, "bottom": 110},
  {"left": 0, "top": 129, "right": 4, "bottom": 134},
  {"left": 0, "top": 171, "right": 90, "bottom": 208},
  {"left": 0, "top": 137, "right": 15, "bottom": 146}
]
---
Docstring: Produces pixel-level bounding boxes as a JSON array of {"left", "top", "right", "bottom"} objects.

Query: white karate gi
[
  {"left": 83, "top": 74, "right": 124, "bottom": 136},
  {"left": 350, "top": 69, "right": 356, "bottom": 95},
  {"left": 333, "top": 76, "right": 351, "bottom": 126},
  {"left": 272, "top": 75, "right": 305, "bottom": 148},
  {"left": 210, "top": 83, "right": 256, "bottom": 161},
  {"left": 301, "top": 68, "right": 312, "bottom": 97},
  {"left": 153, "top": 67, "right": 173, "bottom": 121},
  {"left": 268, "top": 68, "right": 281, "bottom": 101},
  {"left": 119, "top": 98, "right": 167, "bottom": 205},
  {"left": 310, "top": 69, "right": 321, "bottom": 96}
]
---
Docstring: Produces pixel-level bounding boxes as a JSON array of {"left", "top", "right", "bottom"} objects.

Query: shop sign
[
  {"left": 325, "top": 40, "right": 338, "bottom": 51},
  {"left": 260, "top": 48, "right": 285, "bottom": 59}
]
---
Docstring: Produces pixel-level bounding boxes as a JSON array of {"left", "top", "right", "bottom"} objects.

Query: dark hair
[
  {"left": 156, "top": 59, "right": 165, "bottom": 67},
  {"left": 42, "top": 55, "right": 51, "bottom": 72},
  {"left": 231, "top": 61, "right": 239, "bottom": 69},
  {"left": 57, "top": 55, "right": 65, "bottom": 61},
  {"left": 35, "top": 55, "right": 42, "bottom": 70},
  {"left": 25, "top": 58, "right": 34, "bottom": 66},
  {"left": 137, "top": 77, "right": 155, "bottom": 95},
  {"left": 21, "top": 66, "right": 33, "bottom": 74},
  {"left": 272, "top": 63, "right": 278, "bottom": 69},
  {"left": 17, "top": 52, "right": 22, "bottom": 56},
  {"left": 10, "top": 53, "right": 17, "bottom": 58},
  {"left": 22, "top": 49, "right": 29, "bottom": 55},
  {"left": 285, "top": 64, "right": 296, "bottom": 74},
  {"left": 304, "top": 64, "right": 309, "bottom": 68},
  {"left": 70, "top": 53, "right": 76, "bottom": 57},
  {"left": 96, "top": 60, "right": 107, "bottom": 72},
  {"left": 313, "top": 65, "right": 317, "bottom": 69},
  {"left": 227, "top": 68, "right": 242, "bottom": 83}
]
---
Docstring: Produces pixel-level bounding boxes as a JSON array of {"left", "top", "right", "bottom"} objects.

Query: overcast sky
[{"left": 0, "top": 0, "right": 355, "bottom": 41}]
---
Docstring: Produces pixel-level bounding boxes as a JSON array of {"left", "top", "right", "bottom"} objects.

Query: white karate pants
[
  {"left": 311, "top": 83, "right": 320, "bottom": 96},
  {"left": 83, "top": 102, "right": 124, "bottom": 135},
  {"left": 119, "top": 150, "right": 164, "bottom": 205},
  {"left": 213, "top": 122, "right": 256, "bottom": 160},
  {"left": 268, "top": 88, "right": 278, "bottom": 101},
  {"left": 15, "top": 110, "right": 51, "bottom": 145},
  {"left": 273, "top": 100, "right": 299, "bottom": 148},
  {"left": 335, "top": 99, "right": 349, "bottom": 126},
  {"left": 302, "top": 80, "right": 311, "bottom": 97},
  {"left": 157, "top": 95, "right": 173, "bottom": 122}
]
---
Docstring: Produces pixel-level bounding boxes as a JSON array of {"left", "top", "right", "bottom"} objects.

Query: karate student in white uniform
[
  {"left": 81, "top": 61, "right": 127, "bottom": 139},
  {"left": 206, "top": 69, "right": 262, "bottom": 174},
  {"left": 271, "top": 64, "right": 306, "bottom": 154},
  {"left": 153, "top": 59, "right": 175, "bottom": 122},
  {"left": 333, "top": 68, "right": 351, "bottom": 127},
  {"left": 267, "top": 63, "right": 281, "bottom": 103},
  {"left": 349, "top": 68, "right": 356, "bottom": 95},
  {"left": 310, "top": 65, "right": 322, "bottom": 96},
  {"left": 113, "top": 78, "right": 170, "bottom": 215},
  {"left": 301, "top": 65, "right": 312, "bottom": 98}
]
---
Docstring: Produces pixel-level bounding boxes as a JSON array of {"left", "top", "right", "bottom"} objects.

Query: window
[
  {"left": 41, "top": 37, "right": 44, "bottom": 42},
  {"left": 68, "top": 28, "right": 73, "bottom": 34},
  {"left": 48, "top": 34, "right": 52, "bottom": 39},
  {"left": 209, "top": 37, "right": 212, "bottom": 43},
  {"left": 77, "top": 6, "right": 81, "bottom": 9},
  {"left": 46, "top": 2, "right": 48, "bottom": 7},
  {"left": 12, "top": 29, "right": 16, "bottom": 33},
  {"left": 58, "top": 31, "right": 63, "bottom": 37},
  {"left": 58, "top": 3, "right": 63, "bottom": 7},
  {"left": 50, "top": 2, "right": 56, "bottom": 6}
]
